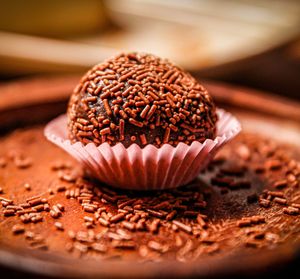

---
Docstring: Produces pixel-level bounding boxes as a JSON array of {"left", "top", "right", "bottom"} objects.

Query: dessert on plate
[{"left": 45, "top": 52, "right": 240, "bottom": 190}]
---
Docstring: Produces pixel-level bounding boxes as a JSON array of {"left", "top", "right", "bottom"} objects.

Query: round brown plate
[{"left": 0, "top": 77, "right": 299, "bottom": 278}]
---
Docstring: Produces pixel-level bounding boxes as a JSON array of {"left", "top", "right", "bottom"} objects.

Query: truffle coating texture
[{"left": 67, "top": 53, "right": 218, "bottom": 147}]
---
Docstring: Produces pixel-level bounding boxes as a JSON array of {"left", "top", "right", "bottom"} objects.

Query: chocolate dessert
[{"left": 67, "top": 53, "right": 217, "bottom": 147}]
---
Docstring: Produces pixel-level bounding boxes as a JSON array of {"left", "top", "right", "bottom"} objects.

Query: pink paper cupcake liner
[{"left": 44, "top": 109, "right": 241, "bottom": 190}]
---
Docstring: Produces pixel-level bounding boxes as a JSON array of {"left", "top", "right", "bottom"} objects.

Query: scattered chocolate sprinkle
[
  {"left": 110, "top": 213, "right": 125, "bottom": 223},
  {"left": 4, "top": 209, "right": 15, "bottom": 216},
  {"left": 267, "top": 191, "right": 285, "bottom": 198},
  {"left": 211, "top": 177, "right": 233, "bottom": 187},
  {"left": 99, "top": 218, "right": 110, "bottom": 227},
  {"left": 237, "top": 219, "right": 252, "bottom": 227},
  {"left": 112, "top": 240, "right": 136, "bottom": 249},
  {"left": 83, "top": 205, "right": 95, "bottom": 213},
  {"left": 50, "top": 210, "right": 60, "bottom": 219},
  {"left": 283, "top": 206, "right": 299, "bottom": 215},
  {"left": 172, "top": 220, "right": 192, "bottom": 234},
  {"left": 259, "top": 199, "right": 271, "bottom": 208},
  {"left": 0, "top": 157, "right": 7, "bottom": 168},
  {"left": 23, "top": 183, "right": 31, "bottom": 191},
  {"left": 55, "top": 222, "right": 64, "bottom": 231},
  {"left": 92, "top": 243, "right": 107, "bottom": 253},
  {"left": 266, "top": 159, "right": 282, "bottom": 170},
  {"left": 255, "top": 166, "right": 265, "bottom": 174},
  {"left": 273, "top": 180, "right": 288, "bottom": 189},
  {"left": 14, "top": 156, "right": 32, "bottom": 169},
  {"left": 236, "top": 145, "right": 251, "bottom": 160},
  {"left": 245, "top": 240, "right": 260, "bottom": 248},
  {"left": 220, "top": 166, "right": 245, "bottom": 176},
  {"left": 56, "top": 185, "right": 66, "bottom": 192},
  {"left": 273, "top": 197, "right": 287, "bottom": 205},
  {"left": 28, "top": 198, "right": 43, "bottom": 206},
  {"left": 25, "top": 231, "right": 35, "bottom": 240},
  {"left": 291, "top": 203, "right": 300, "bottom": 209},
  {"left": 12, "top": 224, "right": 25, "bottom": 234},
  {"left": 56, "top": 203, "right": 65, "bottom": 211},
  {"left": 58, "top": 170, "right": 78, "bottom": 182}
]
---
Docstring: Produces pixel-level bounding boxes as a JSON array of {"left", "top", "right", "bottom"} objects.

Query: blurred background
[{"left": 0, "top": 0, "right": 300, "bottom": 99}]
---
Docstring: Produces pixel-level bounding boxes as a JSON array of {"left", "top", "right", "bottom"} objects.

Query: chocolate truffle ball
[{"left": 67, "top": 53, "right": 218, "bottom": 147}]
